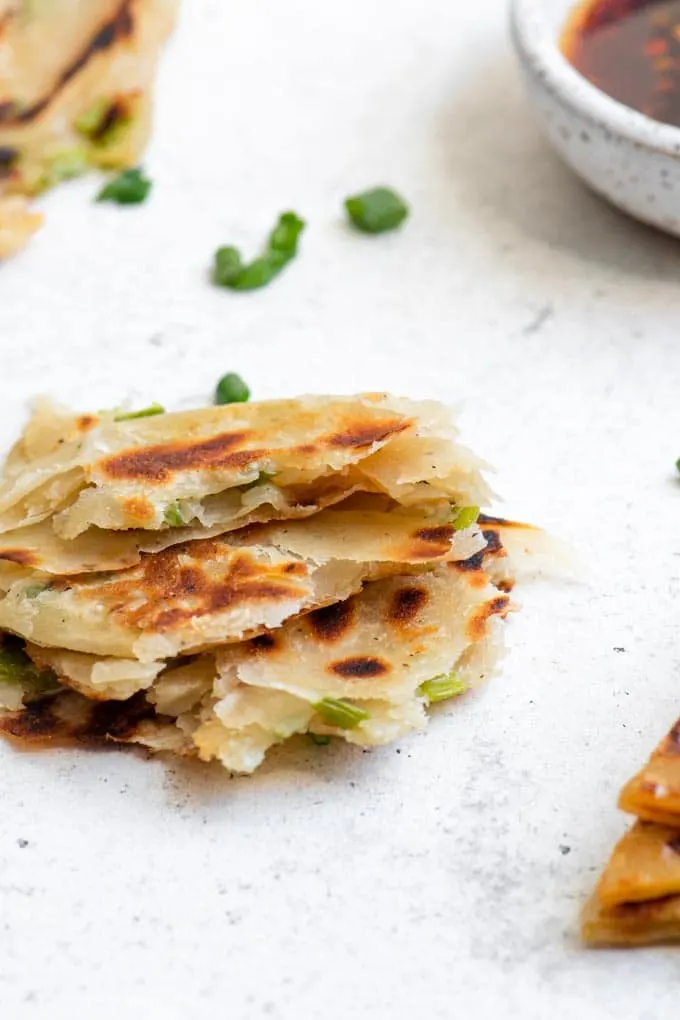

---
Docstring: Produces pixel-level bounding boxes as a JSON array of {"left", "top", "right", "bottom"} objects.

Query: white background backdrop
[{"left": 2, "top": 1, "right": 680, "bottom": 1016}]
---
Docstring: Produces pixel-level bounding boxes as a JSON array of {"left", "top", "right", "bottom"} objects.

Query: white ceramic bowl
[{"left": 510, "top": 0, "right": 680, "bottom": 236}]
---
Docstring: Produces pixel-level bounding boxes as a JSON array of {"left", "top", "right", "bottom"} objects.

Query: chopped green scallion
[
  {"left": 242, "top": 471, "right": 275, "bottom": 491},
  {"left": 215, "top": 373, "right": 250, "bottom": 405},
  {"left": 344, "top": 186, "right": 409, "bottom": 234},
  {"left": 213, "top": 246, "right": 243, "bottom": 287},
  {"left": 451, "top": 506, "right": 480, "bottom": 531},
  {"left": 313, "top": 697, "right": 370, "bottom": 729},
  {"left": 0, "top": 645, "right": 61, "bottom": 700},
  {"left": 212, "top": 211, "right": 305, "bottom": 292},
  {"left": 163, "top": 502, "right": 186, "bottom": 527},
  {"left": 114, "top": 403, "right": 165, "bottom": 421},
  {"left": 419, "top": 673, "right": 467, "bottom": 704},
  {"left": 97, "top": 167, "right": 152, "bottom": 205}
]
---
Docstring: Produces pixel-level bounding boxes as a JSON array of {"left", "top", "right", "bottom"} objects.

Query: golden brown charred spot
[
  {"left": 0, "top": 701, "right": 61, "bottom": 740},
  {"left": 477, "top": 514, "right": 533, "bottom": 530},
  {"left": 102, "top": 432, "right": 258, "bottom": 481},
  {"left": 296, "top": 444, "right": 317, "bottom": 455},
  {"left": 389, "top": 586, "right": 428, "bottom": 624},
  {"left": 86, "top": 693, "right": 153, "bottom": 740},
  {"left": 407, "top": 524, "right": 454, "bottom": 561},
  {"left": 307, "top": 600, "right": 355, "bottom": 642},
  {"left": 283, "top": 563, "right": 307, "bottom": 576},
  {"left": 0, "top": 690, "right": 154, "bottom": 744},
  {"left": 453, "top": 528, "right": 507, "bottom": 577},
  {"left": 0, "top": 145, "right": 18, "bottom": 178},
  {"left": 76, "top": 414, "right": 98, "bottom": 432},
  {"left": 121, "top": 496, "right": 155, "bottom": 523},
  {"left": 466, "top": 595, "right": 511, "bottom": 642},
  {"left": 326, "top": 418, "right": 410, "bottom": 449},
  {"left": 249, "top": 633, "right": 278, "bottom": 652},
  {"left": 481, "top": 529, "right": 504, "bottom": 554},
  {"left": 89, "top": 542, "right": 309, "bottom": 632},
  {"left": 667, "top": 836, "right": 680, "bottom": 856},
  {"left": 416, "top": 525, "right": 454, "bottom": 545},
  {"left": 330, "top": 656, "right": 389, "bottom": 678},
  {"left": 453, "top": 551, "right": 485, "bottom": 573},
  {"left": 89, "top": 96, "right": 130, "bottom": 142},
  {"left": 0, "top": 0, "right": 135, "bottom": 126},
  {"left": 0, "top": 548, "right": 37, "bottom": 567}
]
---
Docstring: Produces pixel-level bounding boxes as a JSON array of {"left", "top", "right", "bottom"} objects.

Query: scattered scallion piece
[
  {"left": 676, "top": 457, "right": 680, "bottom": 474},
  {"left": 97, "top": 167, "right": 152, "bottom": 205},
  {"left": 344, "top": 186, "right": 409, "bottom": 234},
  {"left": 309, "top": 732, "right": 331, "bottom": 746},
  {"left": 114, "top": 403, "right": 165, "bottom": 422},
  {"left": 215, "top": 372, "right": 250, "bottom": 405},
  {"left": 24, "top": 584, "right": 47, "bottom": 599},
  {"left": 313, "top": 697, "right": 370, "bottom": 729},
  {"left": 451, "top": 505, "right": 480, "bottom": 531},
  {"left": 212, "top": 211, "right": 305, "bottom": 292},
  {"left": 163, "top": 502, "right": 186, "bottom": 527},
  {"left": 419, "top": 673, "right": 467, "bottom": 704},
  {"left": 213, "top": 246, "right": 243, "bottom": 286}
]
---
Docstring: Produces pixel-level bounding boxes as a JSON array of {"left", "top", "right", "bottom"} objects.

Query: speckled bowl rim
[{"left": 510, "top": 0, "right": 680, "bottom": 157}]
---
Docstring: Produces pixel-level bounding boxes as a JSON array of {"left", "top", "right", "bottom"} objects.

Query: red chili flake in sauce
[{"left": 562, "top": 0, "right": 680, "bottom": 127}]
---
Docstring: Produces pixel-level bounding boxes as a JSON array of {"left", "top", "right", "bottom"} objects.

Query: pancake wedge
[
  {"left": 582, "top": 821, "right": 680, "bottom": 946},
  {"left": 0, "top": 0, "right": 178, "bottom": 196},
  {"left": 0, "top": 560, "right": 511, "bottom": 773},
  {"left": 618, "top": 719, "right": 680, "bottom": 825},
  {"left": 0, "top": 391, "right": 540, "bottom": 778},
  {"left": 0, "top": 395, "right": 490, "bottom": 535},
  {"left": 0, "top": 505, "right": 486, "bottom": 661}
]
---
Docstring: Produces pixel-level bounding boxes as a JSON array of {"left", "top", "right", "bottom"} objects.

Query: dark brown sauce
[{"left": 562, "top": 0, "right": 680, "bottom": 127}]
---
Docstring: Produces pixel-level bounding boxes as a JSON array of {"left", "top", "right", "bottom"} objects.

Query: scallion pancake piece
[
  {"left": 618, "top": 718, "right": 680, "bottom": 825},
  {"left": 0, "top": 506, "right": 486, "bottom": 661},
  {"left": 0, "top": 395, "right": 490, "bottom": 537},
  {"left": 188, "top": 565, "right": 511, "bottom": 773},
  {"left": 0, "top": 0, "right": 178, "bottom": 196},
  {"left": 582, "top": 821, "right": 680, "bottom": 946}
]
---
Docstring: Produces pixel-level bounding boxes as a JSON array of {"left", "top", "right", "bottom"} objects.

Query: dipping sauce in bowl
[{"left": 562, "top": 0, "right": 680, "bottom": 127}]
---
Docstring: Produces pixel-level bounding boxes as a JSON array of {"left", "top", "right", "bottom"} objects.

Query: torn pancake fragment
[
  {"left": 582, "top": 717, "right": 680, "bottom": 946},
  {"left": 618, "top": 718, "right": 680, "bottom": 825},
  {"left": 0, "top": 497, "right": 484, "bottom": 580},
  {"left": 0, "top": 395, "right": 491, "bottom": 536},
  {"left": 0, "top": 558, "right": 512, "bottom": 773},
  {"left": 0, "top": 505, "right": 487, "bottom": 661},
  {"left": 0, "top": 0, "right": 178, "bottom": 195},
  {"left": 581, "top": 821, "right": 680, "bottom": 946}
]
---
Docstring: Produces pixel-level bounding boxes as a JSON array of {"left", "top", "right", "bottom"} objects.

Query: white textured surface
[{"left": 2, "top": 2, "right": 680, "bottom": 1017}]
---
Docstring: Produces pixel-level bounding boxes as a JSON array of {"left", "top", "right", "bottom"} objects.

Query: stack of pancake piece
[
  {"left": 582, "top": 719, "right": 680, "bottom": 946},
  {"left": 0, "top": 0, "right": 178, "bottom": 256},
  {"left": 0, "top": 393, "right": 540, "bottom": 774}
]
